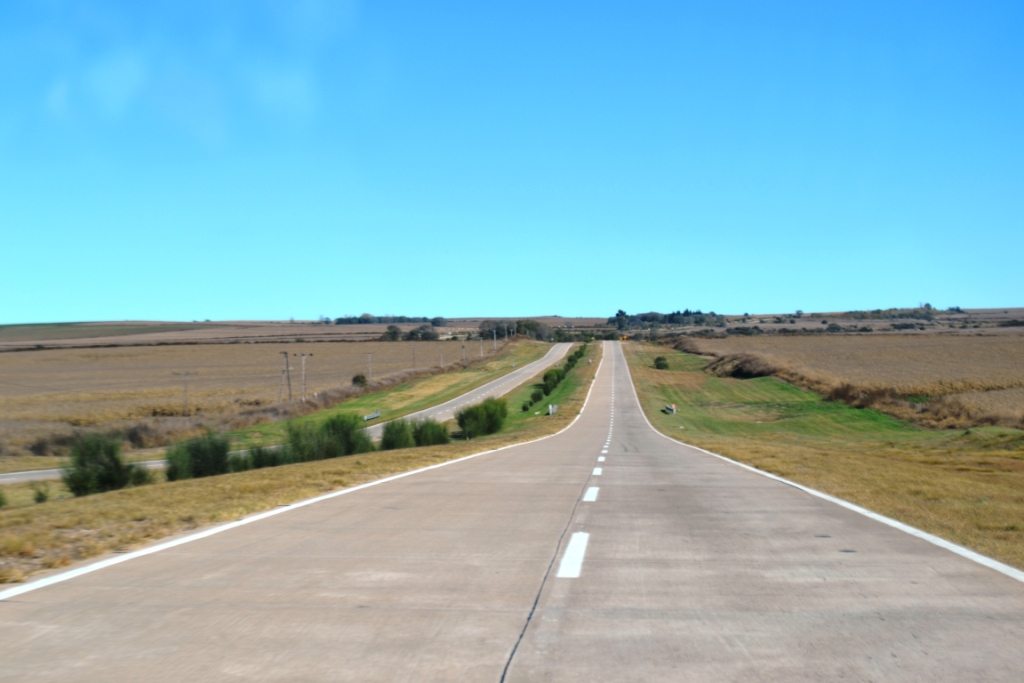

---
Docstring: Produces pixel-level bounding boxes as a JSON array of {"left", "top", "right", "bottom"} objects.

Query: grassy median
[
  {"left": 0, "top": 343, "right": 601, "bottom": 583},
  {"left": 624, "top": 342, "right": 1024, "bottom": 570}
]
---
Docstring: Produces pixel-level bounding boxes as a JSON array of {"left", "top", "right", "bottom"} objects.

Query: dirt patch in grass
[
  {"left": 626, "top": 342, "right": 1024, "bottom": 571},
  {"left": 0, "top": 344, "right": 601, "bottom": 583}
]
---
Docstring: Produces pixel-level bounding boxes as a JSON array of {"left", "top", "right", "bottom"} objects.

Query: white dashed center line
[
  {"left": 583, "top": 486, "right": 599, "bottom": 502},
  {"left": 597, "top": 456, "right": 605, "bottom": 462},
  {"left": 592, "top": 467, "right": 602, "bottom": 476},
  {"left": 556, "top": 532, "right": 590, "bottom": 578}
]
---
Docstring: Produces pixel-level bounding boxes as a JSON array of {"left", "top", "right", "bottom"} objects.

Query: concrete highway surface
[
  {"left": 2, "top": 341, "right": 1023, "bottom": 681},
  {"left": 0, "top": 343, "right": 571, "bottom": 486}
]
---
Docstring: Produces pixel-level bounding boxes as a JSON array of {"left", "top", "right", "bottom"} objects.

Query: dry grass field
[
  {"left": 679, "top": 333, "right": 1024, "bottom": 427},
  {"left": 0, "top": 321, "right": 420, "bottom": 349},
  {"left": 625, "top": 342, "right": 1024, "bottom": 571},
  {"left": 0, "top": 340, "right": 492, "bottom": 455},
  {"left": 0, "top": 317, "right": 608, "bottom": 351},
  {"left": 0, "top": 344, "right": 601, "bottom": 583}
]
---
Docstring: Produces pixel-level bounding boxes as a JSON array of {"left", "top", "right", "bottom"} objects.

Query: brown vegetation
[
  {"left": 677, "top": 333, "right": 1024, "bottom": 429},
  {"left": 0, "top": 340, "right": 504, "bottom": 457},
  {"left": 0, "top": 344, "right": 601, "bottom": 583}
]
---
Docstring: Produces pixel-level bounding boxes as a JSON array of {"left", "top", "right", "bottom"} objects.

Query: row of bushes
[
  {"left": 522, "top": 344, "right": 588, "bottom": 412},
  {"left": 44, "top": 412, "right": 454, "bottom": 498},
  {"left": 166, "top": 414, "right": 452, "bottom": 481},
  {"left": 456, "top": 398, "right": 508, "bottom": 439},
  {"left": 381, "top": 417, "right": 451, "bottom": 449}
]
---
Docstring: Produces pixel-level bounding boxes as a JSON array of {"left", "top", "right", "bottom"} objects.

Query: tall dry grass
[{"left": 678, "top": 334, "right": 1024, "bottom": 428}]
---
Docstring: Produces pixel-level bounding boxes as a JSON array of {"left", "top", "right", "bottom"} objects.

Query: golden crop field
[
  {"left": 944, "top": 387, "right": 1024, "bottom": 422},
  {"left": 683, "top": 333, "right": 1024, "bottom": 427},
  {"left": 0, "top": 340, "right": 481, "bottom": 450}
]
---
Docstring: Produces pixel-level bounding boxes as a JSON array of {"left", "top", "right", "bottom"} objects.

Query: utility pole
[
  {"left": 279, "top": 370, "right": 285, "bottom": 403},
  {"left": 504, "top": 323, "right": 508, "bottom": 340},
  {"left": 439, "top": 344, "right": 444, "bottom": 369},
  {"left": 280, "top": 351, "right": 293, "bottom": 401},
  {"left": 173, "top": 371, "right": 196, "bottom": 416},
  {"left": 412, "top": 344, "right": 416, "bottom": 370},
  {"left": 297, "top": 353, "right": 312, "bottom": 402},
  {"left": 480, "top": 336, "right": 483, "bottom": 358},
  {"left": 462, "top": 341, "right": 466, "bottom": 363},
  {"left": 366, "top": 353, "right": 373, "bottom": 382},
  {"left": 493, "top": 329, "right": 497, "bottom": 352}
]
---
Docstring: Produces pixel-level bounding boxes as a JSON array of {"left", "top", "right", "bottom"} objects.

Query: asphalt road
[
  {"left": 0, "top": 343, "right": 572, "bottom": 486},
  {"left": 2, "top": 341, "right": 1023, "bottom": 681}
]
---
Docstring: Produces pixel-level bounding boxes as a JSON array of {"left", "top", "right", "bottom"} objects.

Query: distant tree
[
  {"left": 405, "top": 325, "right": 439, "bottom": 341},
  {"left": 430, "top": 317, "right": 447, "bottom": 327},
  {"left": 381, "top": 325, "right": 402, "bottom": 341},
  {"left": 352, "top": 374, "right": 367, "bottom": 388}
]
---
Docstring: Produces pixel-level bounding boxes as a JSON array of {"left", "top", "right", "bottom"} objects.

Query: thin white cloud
[
  {"left": 44, "top": 80, "right": 71, "bottom": 119},
  {"left": 84, "top": 53, "right": 147, "bottom": 117},
  {"left": 250, "top": 66, "right": 317, "bottom": 119}
]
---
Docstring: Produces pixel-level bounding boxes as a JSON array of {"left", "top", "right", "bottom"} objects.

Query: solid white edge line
[
  {"left": 0, "top": 345, "right": 608, "bottom": 602},
  {"left": 556, "top": 532, "right": 590, "bottom": 578},
  {"left": 615, "top": 341, "right": 1024, "bottom": 585}
]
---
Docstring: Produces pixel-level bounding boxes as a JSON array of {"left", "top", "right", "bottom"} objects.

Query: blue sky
[{"left": 2, "top": 1, "right": 1021, "bottom": 323}]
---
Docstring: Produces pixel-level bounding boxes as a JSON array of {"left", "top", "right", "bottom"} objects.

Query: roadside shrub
[
  {"left": 542, "top": 368, "right": 565, "bottom": 395},
  {"left": 129, "top": 466, "right": 153, "bottom": 486},
  {"left": 413, "top": 419, "right": 450, "bottom": 446},
  {"left": 457, "top": 398, "right": 508, "bottom": 439},
  {"left": 251, "top": 446, "right": 282, "bottom": 469},
  {"left": 165, "top": 433, "right": 231, "bottom": 481},
  {"left": 62, "top": 434, "right": 142, "bottom": 496},
  {"left": 287, "top": 414, "right": 374, "bottom": 462},
  {"left": 125, "top": 423, "right": 156, "bottom": 448},
  {"left": 654, "top": 356, "right": 669, "bottom": 370},
  {"left": 530, "top": 388, "right": 544, "bottom": 404},
  {"left": 522, "top": 401, "right": 531, "bottom": 412},
  {"left": 381, "top": 419, "right": 415, "bottom": 450},
  {"left": 31, "top": 482, "right": 49, "bottom": 504},
  {"left": 228, "top": 454, "right": 253, "bottom": 473},
  {"left": 321, "top": 414, "right": 374, "bottom": 456},
  {"left": 0, "top": 489, "right": 5, "bottom": 508},
  {"left": 352, "top": 374, "right": 368, "bottom": 388}
]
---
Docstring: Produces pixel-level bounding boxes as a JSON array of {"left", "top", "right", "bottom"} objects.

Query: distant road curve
[{"left": 0, "top": 343, "right": 573, "bottom": 486}]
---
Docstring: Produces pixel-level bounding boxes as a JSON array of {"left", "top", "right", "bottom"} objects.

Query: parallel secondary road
[
  {"left": 2, "top": 341, "right": 1023, "bottom": 681},
  {"left": 0, "top": 343, "right": 572, "bottom": 485},
  {"left": 363, "top": 342, "right": 572, "bottom": 439}
]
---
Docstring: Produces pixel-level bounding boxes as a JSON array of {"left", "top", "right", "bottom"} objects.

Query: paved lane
[
  {"left": 1, "top": 341, "right": 1023, "bottom": 681},
  {"left": 364, "top": 342, "right": 572, "bottom": 439}
]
